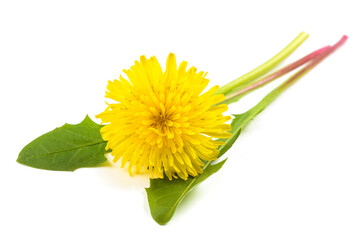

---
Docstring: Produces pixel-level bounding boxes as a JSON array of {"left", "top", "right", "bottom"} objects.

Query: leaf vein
[{"left": 21, "top": 141, "right": 106, "bottom": 159}]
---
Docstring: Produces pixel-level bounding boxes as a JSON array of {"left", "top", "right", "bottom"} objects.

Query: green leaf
[
  {"left": 146, "top": 159, "right": 227, "bottom": 225},
  {"left": 17, "top": 115, "right": 108, "bottom": 171}
]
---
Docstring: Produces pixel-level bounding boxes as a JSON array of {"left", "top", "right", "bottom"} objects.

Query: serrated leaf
[{"left": 17, "top": 115, "right": 107, "bottom": 171}]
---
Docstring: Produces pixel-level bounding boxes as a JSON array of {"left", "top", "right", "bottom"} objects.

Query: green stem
[{"left": 216, "top": 32, "right": 309, "bottom": 96}]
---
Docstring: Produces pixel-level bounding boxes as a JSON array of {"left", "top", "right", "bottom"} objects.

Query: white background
[{"left": 1, "top": 0, "right": 359, "bottom": 239}]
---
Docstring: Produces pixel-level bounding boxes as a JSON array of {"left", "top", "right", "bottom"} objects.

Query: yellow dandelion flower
[{"left": 96, "top": 53, "right": 231, "bottom": 180}]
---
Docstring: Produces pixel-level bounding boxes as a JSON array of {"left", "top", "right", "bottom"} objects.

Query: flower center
[{"left": 152, "top": 111, "right": 172, "bottom": 134}]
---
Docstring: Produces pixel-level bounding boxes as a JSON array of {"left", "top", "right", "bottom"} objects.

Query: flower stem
[
  {"left": 241, "top": 35, "right": 348, "bottom": 117},
  {"left": 221, "top": 45, "right": 330, "bottom": 104},
  {"left": 216, "top": 32, "right": 309, "bottom": 96}
]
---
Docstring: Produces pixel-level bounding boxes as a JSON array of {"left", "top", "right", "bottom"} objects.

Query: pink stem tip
[{"left": 280, "top": 35, "right": 348, "bottom": 88}]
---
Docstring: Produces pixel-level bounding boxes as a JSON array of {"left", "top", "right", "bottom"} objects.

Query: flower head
[{"left": 96, "top": 53, "right": 231, "bottom": 180}]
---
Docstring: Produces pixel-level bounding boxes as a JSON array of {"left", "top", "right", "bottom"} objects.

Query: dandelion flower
[{"left": 96, "top": 53, "right": 231, "bottom": 180}]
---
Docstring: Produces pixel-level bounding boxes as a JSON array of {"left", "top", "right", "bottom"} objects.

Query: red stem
[
  {"left": 225, "top": 45, "right": 331, "bottom": 101},
  {"left": 281, "top": 35, "right": 348, "bottom": 88}
]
